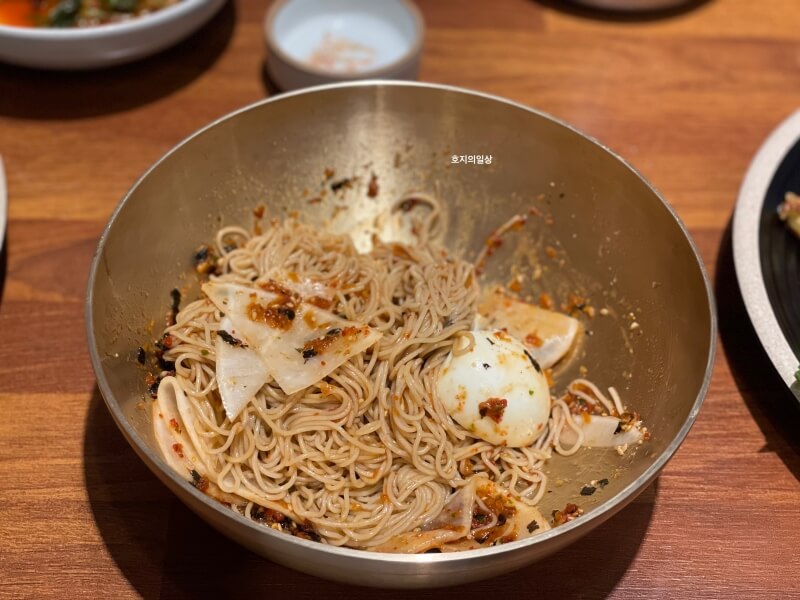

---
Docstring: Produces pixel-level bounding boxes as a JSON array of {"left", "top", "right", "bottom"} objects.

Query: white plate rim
[{"left": 732, "top": 109, "right": 800, "bottom": 398}]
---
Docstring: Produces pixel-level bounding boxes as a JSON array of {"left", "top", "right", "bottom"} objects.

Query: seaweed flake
[
  {"left": 524, "top": 349, "right": 543, "bottom": 373},
  {"left": 218, "top": 330, "right": 247, "bottom": 348}
]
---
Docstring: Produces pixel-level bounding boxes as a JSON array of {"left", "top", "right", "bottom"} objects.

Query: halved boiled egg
[{"left": 436, "top": 330, "right": 551, "bottom": 448}]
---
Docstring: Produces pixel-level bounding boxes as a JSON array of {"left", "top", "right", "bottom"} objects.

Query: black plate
[
  {"left": 760, "top": 140, "right": 800, "bottom": 358},
  {"left": 734, "top": 110, "right": 800, "bottom": 401}
]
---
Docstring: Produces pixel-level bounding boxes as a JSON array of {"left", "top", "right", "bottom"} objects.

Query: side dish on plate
[
  {"left": 778, "top": 191, "right": 800, "bottom": 238},
  {"left": 0, "top": 0, "right": 179, "bottom": 27},
  {"left": 0, "top": 0, "right": 222, "bottom": 69}
]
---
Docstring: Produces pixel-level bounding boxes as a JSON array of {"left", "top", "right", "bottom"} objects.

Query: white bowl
[
  {"left": 264, "top": 0, "right": 423, "bottom": 91},
  {"left": 0, "top": 0, "right": 226, "bottom": 70}
]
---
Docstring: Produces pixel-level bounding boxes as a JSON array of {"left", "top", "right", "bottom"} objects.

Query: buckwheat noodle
[{"left": 159, "top": 195, "right": 625, "bottom": 549}]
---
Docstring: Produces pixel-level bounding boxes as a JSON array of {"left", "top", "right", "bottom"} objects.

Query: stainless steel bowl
[{"left": 86, "top": 81, "right": 715, "bottom": 588}]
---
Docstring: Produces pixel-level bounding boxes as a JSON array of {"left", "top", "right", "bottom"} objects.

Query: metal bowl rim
[{"left": 85, "top": 79, "right": 717, "bottom": 565}]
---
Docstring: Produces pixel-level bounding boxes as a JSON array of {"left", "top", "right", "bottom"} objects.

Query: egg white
[{"left": 436, "top": 330, "right": 551, "bottom": 447}]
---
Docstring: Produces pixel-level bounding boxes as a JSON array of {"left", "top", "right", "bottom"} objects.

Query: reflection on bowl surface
[{"left": 86, "top": 81, "right": 715, "bottom": 588}]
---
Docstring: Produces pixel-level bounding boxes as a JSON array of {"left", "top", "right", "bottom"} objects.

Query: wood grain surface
[{"left": 1, "top": 0, "right": 799, "bottom": 598}]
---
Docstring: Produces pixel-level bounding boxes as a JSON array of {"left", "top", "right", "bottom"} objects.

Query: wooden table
[{"left": 1, "top": 0, "right": 798, "bottom": 597}]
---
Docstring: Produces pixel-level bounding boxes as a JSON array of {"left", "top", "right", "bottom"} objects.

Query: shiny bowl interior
[{"left": 86, "top": 81, "right": 715, "bottom": 588}]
